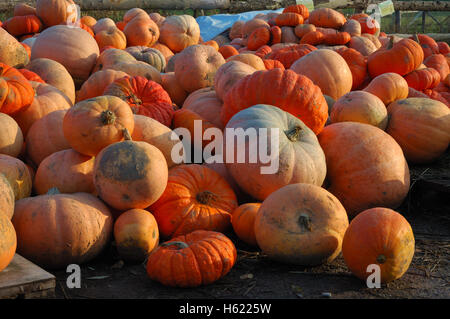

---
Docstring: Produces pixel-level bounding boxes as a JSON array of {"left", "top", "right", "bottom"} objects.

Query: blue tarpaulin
[{"left": 196, "top": 9, "right": 284, "bottom": 42}]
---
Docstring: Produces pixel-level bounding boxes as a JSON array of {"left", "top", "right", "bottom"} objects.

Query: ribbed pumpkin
[
  {"left": 363, "top": 73, "right": 409, "bottom": 105},
  {"left": 404, "top": 67, "right": 441, "bottom": 91},
  {"left": 247, "top": 27, "right": 271, "bottom": 50},
  {"left": 267, "top": 43, "right": 316, "bottom": 68},
  {"left": 218, "top": 45, "right": 239, "bottom": 60},
  {"left": 290, "top": 49, "right": 353, "bottom": 100},
  {"left": 63, "top": 95, "right": 134, "bottom": 157},
  {"left": 214, "top": 61, "right": 257, "bottom": 101},
  {"left": 123, "top": 8, "right": 148, "bottom": 23},
  {"left": 31, "top": 25, "right": 100, "bottom": 84},
  {"left": 3, "top": 15, "right": 42, "bottom": 36},
  {"left": 242, "top": 18, "right": 270, "bottom": 39},
  {"left": 263, "top": 59, "right": 285, "bottom": 70},
  {"left": 224, "top": 104, "right": 327, "bottom": 201},
  {"left": 34, "top": 149, "right": 95, "bottom": 195},
  {"left": 335, "top": 47, "right": 367, "bottom": 90},
  {"left": 103, "top": 76, "right": 174, "bottom": 127},
  {"left": 18, "top": 69, "right": 44, "bottom": 84},
  {"left": 125, "top": 46, "right": 166, "bottom": 72},
  {"left": 174, "top": 44, "right": 225, "bottom": 93},
  {"left": 412, "top": 34, "right": 439, "bottom": 59},
  {"left": 318, "top": 122, "right": 410, "bottom": 217},
  {"left": 342, "top": 208, "right": 414, "bottom": 283},
  {"left": 0, "top": 214, "right": 16, "bottom": 272},
  {"left": 324, "top": 31, "right": 351, "bottom": 45},
  {"left": 0, "top": 113, "right": 23, "bottom": 158},
  {"left": 275, "top": 12, "right": 304, "bottom": 27},
  {"left": 36, "top": 0, "right": 75, "bottom": 27},
  {"left": 12, "top": 190, "right": 113, "bottom": 269},
  {"left": 114, "top": 209, "right": 159, "bottom": 262},
  {"left": 149, "top": 164, "right": 237, "bottom": 238},
  {"left": 0, "top": 154, "right": 32, "bottom": 201},
  {"left": 131, "top": 114, "right": 181, "bottom": 168},
  {"left": 146, "top": 230, "right": 236, "bottom": 287},
  {"left": 255, "top": 183, "right": 349, "bottom": 265},
  {"left": 386, "top": 98, "right": 450, "bottom": 164},
  {"left": 93, "top": 133, "right": 168, "bottom": 211},
  {"left": 424, "top": 54, "right": 450, "bottom": 81},
  {"left": 25, "top": 58, "right": 76, "bottom": 105},
  {"left": 222, "top": 68, "right": 328, "bottom": 134},
  {"left": 13, "top": 81, "right": 72, "bottom": 137},
  {"left": 0, "top": 63, "right": 34, "bottom": 115},
  {"left": 80, "top": 15, "right": 97, "bottom": 28},
  {"left": 161, "top": 72, "right": 188, "bottom": 106},
  {"left": 283, "top": 4, "right": 309, "bottom": 19},
  {"left": 231, "top": 203, "right": 260, "bottom": 246},
  {"left": 0, "top": 173, "right": 15, "bottom": 220},
  {"left": 300, "top": 31, "right": 324, "bottom": 45},
  {"left": 183, "top": 87, "right": 224, "bottom": 129},
  {"left": 159, "top": 15, "right": 200, "bottom": 53},
  {"left": 294, "top": 24, "right": 316, "bottom": 38},
  {"left": 368, "top": 38, "right": 424, "bottom": 78},
  {"left": 25, "top": 110, "right": 70, "bottom": 166}
]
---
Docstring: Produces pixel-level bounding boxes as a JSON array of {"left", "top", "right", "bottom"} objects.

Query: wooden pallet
[{"left": 0, "top": 254, "right": 55, "bottom": 299}]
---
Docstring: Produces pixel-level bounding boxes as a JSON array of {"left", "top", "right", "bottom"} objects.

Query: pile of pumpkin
[{"left": 0, "top": 1, "right": 449, "bottom": 290}]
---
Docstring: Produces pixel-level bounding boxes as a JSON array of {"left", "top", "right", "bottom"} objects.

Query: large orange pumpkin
[
  {"left": 342, "top": 208, "right": 414, "bottom": 283},
  {"left": 93, "top": 134, "right": 168, "bottom": 211},
  {"left": 103, "top": 75, "right": 174, "bottom": 127},
  {"left": 0, "top": 113, "right": 23, "bottom": 158},
  {"left": 255, "top": 183, "right": 349, "bottom": 265},
  {"left": 267, "top": 43, "right": 316, "bottom": 68},
  {"left": 114, "top": 209, "right": 159, "bottom": 262},
  {"left": 124, "top": 16, "right": 159, "bottom": 47},
  {"left": 149, "top": 164, "right": 237, "bottom": 238},
  {"left": 36, "top": 0, "right": 76, "bottom": 27},
  {"left": 146, "top": 230, "right": 236, "bottom": 287},
  {"left": 334, "top": 47, "right": 367, "bottom": 90},
  {"left": 224, "top": 104, "right": 327, "bottom": 201},
  {"left": 222, "top": 68, "right": 328, "bottom": 134},
  {"left": 12, "top": 190, "right": 113, "bottom": 269},
  {"left": 0, "top": 173, "right": 15, "bottom": 220},
  {"left": 95, "top": 27, "right": 127, "bottom": 50},
  {"left": 290, "top": 49, "right": 353, "bottom": 100},
  {"left": 3, "top": 15, "right": 42, "bottom": 36},
  {"left": 308, "top": 8, "right": 346, "bottom": 29},
  {"left": 34, "top": 149, "right": 95, "bottom": 195},
  {"left": 423, "top": 54, "right": 449, "bottom": 82},
  {"left": 386, "top": 98, "right": 450, "bottom": 164},
  {"left": 318, "top": 122, "right": 410, "bottom": 217},
  {"left": 63, "top": 95, "right": 135, "bottom": 157},
  {"left": 0, "top": 214, "right": 16, "bottom": 272},
  {"left": 159, "top": 15, "right": 200, "bottom": 53},
  {"left": 0, "top": 63, "right": 34, "bottom": 115}
]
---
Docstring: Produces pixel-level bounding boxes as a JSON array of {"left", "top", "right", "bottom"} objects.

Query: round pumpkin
[
  {"left": 229, "top": 20, "right": 244, "bottom": 40},
  {"left": 25, "top": 110, "right": 70, "bottom": 166},
  {"left": 183, "top": 87, "right": 224, "bottom": 129},
  {"left": 0, "top": 63, "right": 34, "bottom": 115},
  {"left": 0, "top": 214, "right": 16, "bottom": 272},
  {"left": 349, "top": 36, "right": 378, "bottom": 56},
  {"left": 224, "top": 104, "right": 326, "bottom": 201},
  {"left": 330, "top": 91, "right": 388, "bottom": 130},
  {"left": 80, "top": 15, "right": 97, "bottom": 28},
  {"left": 0, "top": 173, "right": 15, "bottom": 220},
  {"left": 214, "top": 61, "right": 256, "bottom": 101},
  {"left": 159, "top": 15, "right": 200, "bottom": 53},
  {"left": 226, "top": 53, "right": 265, "bottom": 70},
  {"left": 231, "top": 203, "right": 260, "bottom": 246},
  {"left": 255, "top": 183, "right": 349, "bottom": 265},
  {"left": 342, "top": 19, "right": 361, "bottom": 37},
  {"left": 151, "top": 42, "right": 174, "bottom": 63},
  {"left": 386, "top": 98, "right": 450, "bottom": 164},
  {"left": 174, "top": 44, "right": 225, "bottom": 93},
  {"left": 149, "top": 164, "right": 237, "bottom": 238},
  {"left": 334, "top": 47, "right": 367, "bottom": 90},
  {"left": 3, "top": 15, "right": 42, "bottom": 37},
  {"left": 36, "top": 0, "right": 75, "bottom": 27},
  {"left": 146, "top": 230, "right": 236, "bottom": 287},
  {"left": 34, "top": 149, "right": 95, "bottom": 195},
  {"left": 131, "top": 114, "right": 181, "bottom": 168},
  {"left": 124, "top": 16, "right": 159, "bottom": 47},
  {"left": 222, "top": 68, "right": 328, "bottom": 135},
  {"left": 363, "top": 72, "right": 409, "bottom": 105},
  {"left": 63, "top": 95, "right": 135, "bottom": 157},
  {"left": 92, "top": 48, "right": 136, "bottom": 73},
  {"left": 242, "top": 19, "right": 270, "bottom": 39},
  {"left": 95, "top": 27, "right": 127, "bottom": 50},
  {"left": 149, "top": 12, "right": 165, "bottom": 28},
  {"left": 114, "top": 209, "right": 159, "bottom": 262},
  {"left": 93, "top": 134, "right": 168, "bottom": 211},
  {"left": 290, "top": 49, "right": 353, "bottom": 100},
  {"left": 161, "top": 72, "right": 188, "bottom": 107},
  {"left": 0, "top": 154, "right": 32, "bottom": 201},
  {"left": 0, "top": 113, "right": 23, "bottom": 158},
  {"left": 318, "top": 122, "right": 410, "bottom": 217},
  {"left": 31, "top": 25, "right": 100, "bottom": 84},
  {"left": 12, "top": 190, "right": 113, "bottom": 269},
  {"left": 342, "top": 208, "right": 414, "bottom": 283},
  {"left": 125, "top": 46, "right": 166, "bottom": 72},
  {"left": 123, "top": 8, "right": 148, "bottom": 23},
  {"left": 92, "top": 18, "right": 116, "bottom": 34}
]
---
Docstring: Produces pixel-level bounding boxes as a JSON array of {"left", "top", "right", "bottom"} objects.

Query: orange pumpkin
[
  {"left": 226, "top": 53, "right": 265, "bottom": 70},
  {"left": 0, "top": 154, "right": 32, "bottom": 200},
  {"left": 146, "top": 230, "right": 236, "bottom": 287},
  {"left": 13, "top": 3, "right": 37, "bottom": 16},
  {"left": 299, "top": 31, "right": 324, "bottom": 45},
  {"left": 350, "top": 13, "right": 380, "bottom": 35},
  {"left": 36, "top": 0, "right": 76, "bottom": 27},
  {"left": 183, "top": 87, "right": 224, "bottom": 129},
  {"left": 267, "top": 43, "right": 316, "bottom": 68},
  {"left": 76, "top": 69, "right": 128, "bottom": 102},
  {"left": 0, "top": 113, "right": 23, "bottom": 158},
  {"left": 283, "top": 4, "right": 309, "bottom": 19},
  {"left": 18, "top": 69, "right": 44, "bottom": 83},
  {"left": 255, "top": 183, "right": 349, "bottom": 265},
  {"left": 80, "top": 15, "right": 97, "bottom": 28},
  {"left": 0, "top": 214, "right": 16, "bottom": 272},
  {"left": 13, "top": 190, "right": 113, "bottom": 269},
  {"left": 363, "top": 72, "right": 409, "bottom": 105},
  {"left": 424, "top": 54, "right": 450, "bottom": 81},
  {"left": 63, "top": 95, "right": 134, "bottom": 157},
  {"left": 342, "top": 208, "right": 414, "bottom": 283},
  {"left": 161, "top": 72, "right": 188, "bottom": 107},
  {"left": 114, "top": 209, "right": 159, "bottom": 262},
  {"left": 318, "top": 122, "right": 410, "bottom": 217},
  {"left": 335, "top": 47, "right": 367, "bottom": 90},
  {"left": 3, "top": 15, "right": 42, "bottom": 36},
  {"left": 159, "top": 15, "right": 200, "bottom": 53},
  {"left": 231, "top": 203, "right": 260, "bottom": 246},
  {"left": 95, "top": 27, "right": 127, "bottom": 50},
  {"left": 294, "top": 24, "right": 316, "bottom": 38},
  {"left": 404, "top": 67, "right": 441, "bottom": 91},
  {"left": 275, "top": 12, "right": 304, "bottom": 27},
  {"left": 386, "top": 98, "right": 450, "bottom": 164},
  {"left": 151, "top": 42, "right": 175, "bottom": 63},
  {"left": 124, "top": 16, "right": 159, "bottom": 47},
  {"left": 34, "top": 149, "right": 95, "bottom": 195},
  {"left": 263, "top": 59, "right": 285, "bottom": 70},
  {"left": 308, "top": 8, "right": 346, "bottom": 29},
  {"left": 214, "top": 60, "right": 256, "bottom": 101},
  {"left": 247, "top": 27, "right": 271, "bottom": 50},
  {"left": 0, "top": 173, "right": 15, "bottom": 220},
  {"left": 149, "top": 164, "right": 238, "bottom": 238},
  {"left": 0, "top": 63, "right": 34, "bottom": 115}
]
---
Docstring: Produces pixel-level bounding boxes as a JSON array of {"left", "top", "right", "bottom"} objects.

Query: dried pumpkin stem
[
  {"left": 298, "top": 213, "right": 312, "bottom": 232},
  {"left": 100, "top": 110, "right": 116, "bottom": 125},
  {"left": 376, "top": 254, "right": 387, "bottom": 264},
  {"left": 122, "top": 128, "right": 132, "bottom": 141},
  {"left": 386, "top": 36, "right": 395, "bottom": 50},
  {"left": 285, "top": 126, "right": 303, "bottom": 142},
  {"left": 161, "top": 241, "right": 189, "bottom": 250},
  {"left": 413, "top": 33, "right": 420, "bottom": 44},
  {"left": 196, "top": 191, "right": 217, "bottom": 204},
  {"left": 47, "top": 187, "right": 61, "bottom": 195}
]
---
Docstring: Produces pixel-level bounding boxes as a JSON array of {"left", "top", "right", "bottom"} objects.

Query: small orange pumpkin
[{"left": 231, "top": 203, "right": 261, "bottom": 246}]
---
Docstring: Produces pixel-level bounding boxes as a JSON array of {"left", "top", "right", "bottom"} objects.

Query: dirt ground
[{"left": 49, "top": 152, "right": 450, "bottom": 299}]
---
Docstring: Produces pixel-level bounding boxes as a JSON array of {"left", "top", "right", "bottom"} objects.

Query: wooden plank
[
  {"left": 389, "top": 33, "right": 450, "bottom": 42},
  {"left": 0, "top": 254, "right": 55, "bottom": 299}
]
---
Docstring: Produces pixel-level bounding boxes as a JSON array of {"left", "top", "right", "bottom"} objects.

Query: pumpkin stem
[
  {"left": 196, "top": 191, "right": 217, "bottom": 204},
  {"left": 376, "top": 254, "right": 387, "bottom": 264},
  {"left": 47, "top": 187, "right": 61, "bottom": 195},
  {"left": 100, "top": 110, "right": 116, "bottom": 125},
  {"left": 285, "top": 126, "right": 303, "bottom": 142},
  {"left": 160, "top": 241, "right": 189, "bottom": 250},
  {"left": 386, "top": 36, "right": 394, "bottom": 50},
  {"left": 128, "top": 93, "right": 142, "bottom": 105},
  {"left": 413, "top": 33, "right": 420, "bottom": 44},
  {"left": 298, "top": 213, "right": 312, "bottom": 232},
  {"left": 0, "top": 66, "right": 4, "bottom": 76},
  {"left": 122, "top": 128, "right": 132, "bottom": 141}
]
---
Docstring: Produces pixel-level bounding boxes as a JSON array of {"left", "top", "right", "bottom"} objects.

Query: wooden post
[
  {"left": 395, "top": 10, "right": 401, "bottom": 33},
  {"left": 422, "top": 11, "right": 426, "bottom": 33}
]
